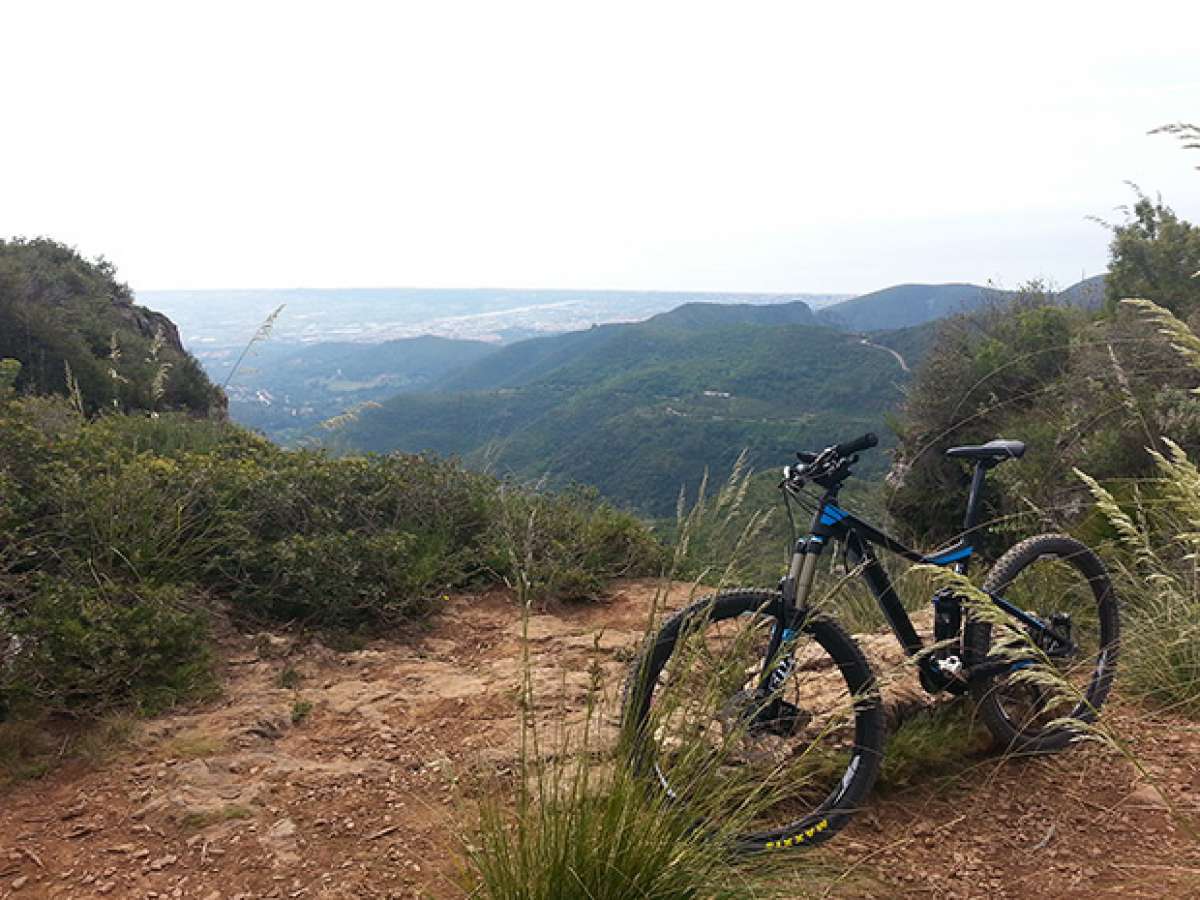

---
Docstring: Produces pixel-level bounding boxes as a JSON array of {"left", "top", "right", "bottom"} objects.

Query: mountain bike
[{"left": 623, "top": 433, "right": 1119, "bottom": 852}]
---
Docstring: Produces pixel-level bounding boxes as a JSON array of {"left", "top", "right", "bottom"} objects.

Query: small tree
[{"left": 1103, "top": 191, "right": 1200, "bottom": 318}]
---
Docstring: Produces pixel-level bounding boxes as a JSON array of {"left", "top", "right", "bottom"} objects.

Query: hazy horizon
[{"left": 134, "top": 272, "right": 1092, "bottom": 296}]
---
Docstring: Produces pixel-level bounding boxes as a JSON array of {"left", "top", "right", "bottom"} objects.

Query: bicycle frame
[{"left": 760, "top": 470, "right": 1073, "bottom": 696}]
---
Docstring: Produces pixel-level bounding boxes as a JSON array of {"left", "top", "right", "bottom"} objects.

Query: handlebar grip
[{"left": 834, "top": 432, "right": 878, "bottom": 457}]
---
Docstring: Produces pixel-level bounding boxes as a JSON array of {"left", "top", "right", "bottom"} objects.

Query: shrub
[
  {"left": 0, "top": 395, "right": 666, "bottom": 724},
  {"left": 46, "top": 451, "right": 226, "bottom": 585},
  {"left": 886, "top": 282, "right": 1200, "bottom": 550},
  {"left": 1, "top": 577, "right": 213, "bottom": 719},
  {"left": 193, "top": 450, "right": 494, "bottom": 627},
  {"left": 228, "top": 529, "right": 447, "bottom": 628},
  {"left": 480, "top": 484, "right": 663, "bottom": 602},
  {"left": 79, "top": 410, "right": 268, "bottom": 458},
  {"left": 0, "top": 390, "right": 665, "bottom": 727}
]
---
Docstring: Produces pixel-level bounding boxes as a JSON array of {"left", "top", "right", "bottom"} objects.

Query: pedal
[
  {"left": 934, "top": 655, "right": 964, "bottom": 679},
  {"left": 919, "top": 653, "right": 969, "bottom": 694}
]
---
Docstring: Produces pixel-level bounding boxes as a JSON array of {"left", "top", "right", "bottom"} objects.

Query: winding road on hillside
[{"left": 859, "top": 336, "right": 911, "bottom": 373}]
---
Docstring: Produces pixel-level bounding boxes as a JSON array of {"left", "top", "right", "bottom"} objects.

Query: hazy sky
[{"left": 2, "top": 1, "right": 1198, "bottom": 293}]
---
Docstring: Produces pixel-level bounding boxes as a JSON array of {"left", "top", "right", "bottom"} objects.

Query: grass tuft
[
  {"left": 291, "top": 700, "right": 314, "bottom": 725},
  {"left": 162, "top": 730, "right": 225, "bottom": 760},
  {"left": 879, "top": 702, "right": 988, "bottom": 791}
]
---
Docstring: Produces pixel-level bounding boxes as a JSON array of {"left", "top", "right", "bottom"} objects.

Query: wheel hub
[
  {"left": 1030, "top": 611, "right": 1073, "bottom": 656},
  {"left": 717, "top": 689, "right": 812, "bottom": 739}
]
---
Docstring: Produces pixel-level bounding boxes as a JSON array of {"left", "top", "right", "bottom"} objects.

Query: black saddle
[{"left": 944, "top": 439, "right": 1026, "bottom": 465}]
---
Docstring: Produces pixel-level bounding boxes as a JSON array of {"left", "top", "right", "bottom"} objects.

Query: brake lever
[{"left": 781, "top": 465, "right": 807, "bottom": 490}]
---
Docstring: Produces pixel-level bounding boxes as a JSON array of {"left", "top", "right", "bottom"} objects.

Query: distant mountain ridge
[
  {"left": 645, "top": 299, "right": 816, "bottom": 330},
  {"left": 436, "top": 299, "right": 818, "bottom": 394},
  {"left": 815, "top": 276, "right": 1105, "bottom": 331},
  {"left": 143, "top": 286, "right": 846, "bottom": 348},
  {"left": 818, "top": 283, "right": 1001, "bottom": 331},
  {"left": 1056, "top": 274, "right": 1107, "bottom": 308},
  {"left": 186, "top": 275, "right": 1110, "bottom": 453}
]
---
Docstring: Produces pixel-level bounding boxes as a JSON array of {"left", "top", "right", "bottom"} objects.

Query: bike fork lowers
[{"left": 758, "top": 538, "right": 823, "bottom": 694}]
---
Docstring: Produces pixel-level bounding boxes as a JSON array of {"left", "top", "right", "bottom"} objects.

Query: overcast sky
[{"left": 2, "top": 1, "right": 1198, "bottom": 294}]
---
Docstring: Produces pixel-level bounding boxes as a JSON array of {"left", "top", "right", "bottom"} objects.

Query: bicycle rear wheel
[
  {"left": 966, "top": 534, "right": 1119, "bottom": 752},
  {"left": 623, "top": 589, "right": 884, "bottom": 852}
]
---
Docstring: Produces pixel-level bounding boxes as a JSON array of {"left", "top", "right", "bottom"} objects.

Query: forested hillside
[
  {"left": 320, "top": 275, "right": 1124, "bottom": 518},
  {"left": 818, "top": 283, "right": 1004, "bottom": 331},
  {"left": 335, "top": 312, "right": 918, "bottom": 514},
  {"left": 0, "top": 239, "right": 223, "bottom": 415}
]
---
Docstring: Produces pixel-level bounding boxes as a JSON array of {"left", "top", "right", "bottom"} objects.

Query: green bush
[
  {"left": 47, "top": 452, "right": 225, "bottom": 585},
  {"left": 887, "top": 287, "right": 1200, "bottom": 549},
  {"left": 1076, "top": 301, "right": 1200, "bottom": 718},
  {"left": 480, "top": 484, "right": 664, "bottom": 602},
  {"left": 79, "top": 410, "right": 269, "bottom": 458},
  {"left": 229, "top": 529, "right": 447, "bottom": 627},
  {"left": 0, "top": 395, "right": 664, "bottom": 723},
  {"left": 1, "top": 577, "right": 212, "bottom": 719}
]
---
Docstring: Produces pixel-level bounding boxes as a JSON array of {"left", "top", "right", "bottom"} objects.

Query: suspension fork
[{"left": 756, "top": 537, "right": 824, "bottom": 695}]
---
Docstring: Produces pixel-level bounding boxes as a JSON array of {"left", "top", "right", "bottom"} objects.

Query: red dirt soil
[{"left": 1, "top": 579, "right": 1198, "bottom": 899}]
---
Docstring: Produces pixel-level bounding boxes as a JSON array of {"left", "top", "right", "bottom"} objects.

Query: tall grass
[
  {"left": 470, "top": 718, "right": 775, "bottom": 900},
  {"left": 1066, "top": 298, "right": 1200, "bottom": 718},
  {"left": 468, "top": 461, "right": 799, "bottom": 899},
  {"left": 1079, "top": 446, "right": 1200, "bottom": 717}
]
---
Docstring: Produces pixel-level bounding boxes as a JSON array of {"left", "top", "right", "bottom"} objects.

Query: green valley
[
  {"left": 334, "top": 310, "right": 914, "bottom": 515},
  {"left": 222, "top": 335, "right": 499, "bottom": 443}
]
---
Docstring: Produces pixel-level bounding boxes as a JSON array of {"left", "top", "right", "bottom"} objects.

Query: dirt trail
[{"left": 1, "top": 580, "right": 1198, "bottom": 899}]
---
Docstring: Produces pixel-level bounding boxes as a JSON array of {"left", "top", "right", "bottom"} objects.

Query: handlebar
[
  {"left": 833, "top": 432, "right": 878, "bottom": 457},
  {"left": 784, "top": 433, "right": 879, "bottom": 491}
]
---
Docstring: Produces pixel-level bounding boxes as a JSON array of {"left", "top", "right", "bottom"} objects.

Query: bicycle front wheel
[
  {"left": 966, "top": 534, "right": 1119, "bottom": 753},
  {"left": 623, "top": 589, "right": 884, "bottom": 852}
]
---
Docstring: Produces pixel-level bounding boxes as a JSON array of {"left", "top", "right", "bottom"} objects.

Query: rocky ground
[{"left": 1, "top": 579, "right": 1198, "bottom": 899}]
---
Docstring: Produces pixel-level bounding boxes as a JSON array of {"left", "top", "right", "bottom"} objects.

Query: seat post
[{"left": 963, "top": 462, "right": 989, "bottom": 532}]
